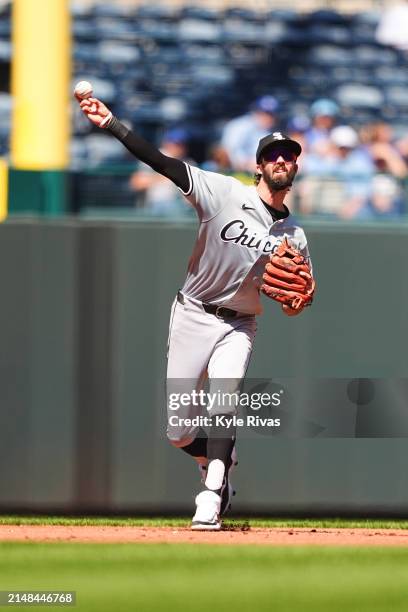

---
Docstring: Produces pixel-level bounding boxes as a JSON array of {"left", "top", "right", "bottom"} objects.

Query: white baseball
[{"left": 74, "top": 80, "right": 93, "bottom": 99}]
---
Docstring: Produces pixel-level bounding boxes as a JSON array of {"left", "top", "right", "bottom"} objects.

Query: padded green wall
[{"left": 1, "top": 218, "right": 408, "bottom": 514}]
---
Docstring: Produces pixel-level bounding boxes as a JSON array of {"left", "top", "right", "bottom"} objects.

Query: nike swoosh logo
[{"left": 242, "top": 204, "right": 255, "bottom": 210}]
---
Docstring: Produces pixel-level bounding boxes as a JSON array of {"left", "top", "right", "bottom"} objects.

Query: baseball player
[{"left": 76, "top": 93, "right": 315, "bottom": 531}]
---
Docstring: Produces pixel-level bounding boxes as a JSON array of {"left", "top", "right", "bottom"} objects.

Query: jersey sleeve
[
  {"left": 180, "top": 164, "right": 236, "bottom": 222},
  {"left": 296, "top": 227, "right": 313, "bottom": 274}
]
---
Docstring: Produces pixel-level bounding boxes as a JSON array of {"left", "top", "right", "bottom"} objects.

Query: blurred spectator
[
  {"left": 376, "top": 1, "right": 408, "bottom": 50},
  {"left": 299, "top": 125, "right": 375, "bottom": 218},
  {"left": 287, "top": 115, "right": 311, "bottom": 173},
  {"left": 359, "top": 122, "right": 406, "bottom": 218},
  {"left": 202, "top": 143, "right": 233, "bottom": 174},
  {"left": 360, "top": 122, "right": 407, "bottom": 179},
  {"left": 221, "top": 95, "right": 279, "bottom": 173},
  {"left": 396, "top": 132, "right": 408, "bottom": 163},
  {"left": 369, "top": 174, "right": 403, "bottom": 218},
  {"left": 305, "top": 98, "right": 339, "bottom": 155},
  {"left": 129, "top": 128, "right": 195, "bottom": 217}
]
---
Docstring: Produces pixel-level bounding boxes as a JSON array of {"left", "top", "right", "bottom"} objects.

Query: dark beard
[{"left": 263, "top": 170, "right": 294, "bottom": 192}]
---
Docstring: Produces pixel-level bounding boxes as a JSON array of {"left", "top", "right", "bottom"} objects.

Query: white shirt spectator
[
  {"left": 376, "top": 2, "right": 408, "bottom": 50},
  {"left": 221, "top": 96, "right": 279, "bottom": 173}
]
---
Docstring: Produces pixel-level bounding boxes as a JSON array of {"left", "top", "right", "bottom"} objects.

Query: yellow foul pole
[
  {"left": 0, "top": 159, "right": 8, "bottom": 221},
  {"left": 11, "top": 0, "right": 71, "bottom": 170}
]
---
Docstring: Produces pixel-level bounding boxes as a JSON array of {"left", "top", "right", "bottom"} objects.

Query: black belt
[{"left": 177, "top": 291, "right": 238, "bottom": 319}]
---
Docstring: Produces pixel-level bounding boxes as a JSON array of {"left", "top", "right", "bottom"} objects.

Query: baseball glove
[{"left": 261, "top": 238, "right": 315, "bottom": 315}]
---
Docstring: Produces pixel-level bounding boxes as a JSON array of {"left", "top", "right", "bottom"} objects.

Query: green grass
[
  {"left": 1, "top": 543, "right": 408, "bottom": 611},
  {"left": 1, "top": 515, "right": 408, "bottom": 530}
]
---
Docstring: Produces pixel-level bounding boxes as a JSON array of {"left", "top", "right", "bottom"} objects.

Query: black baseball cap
[{"left": 256, "top": 132, "right": 302, "bottom": 163}]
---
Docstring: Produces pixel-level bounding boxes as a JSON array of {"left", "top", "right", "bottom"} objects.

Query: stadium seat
[
  {"left": 336, "top": 83, "right": 384, "bottom": 109},
  {"left": 265, "top": 9, "right": 299, "bottom": 23},
  {"left": 333, "top": 66, "right": 363, "bottom": 85},
  {"left": 353, "top": 44, "right": 398, "bottom": 66},
  {"left": 99, "top": 42, "right": 141, "bottom": 64},
  {"left": 192, "top": 64, "right": 234, "bottom": 86},
  {"left": 91, "top": 3, "right": 132, "bottom": 19},
  {"left": 178, "top": 19, "right": 221, "bottom": 42},
  {"left": 0, "top": 40, "right": 11, "bottom": 60},
  {"left": 352, "top": 10, "right": 381, "bottom": 26},
  {"left": 309, "top": 45, "right": 353, "bottom": 66},
  {"left": 180, "top": 6, "right": 218, "bottom": 21},
  {"left": 222, "top": 8, "right": 260, "bottom": 22},
  {"left": 71, "top": 2, "right": 92, "bottom": 18},
  {"left": 84, "top": 134, "right": 130, "bottom": 164},
  {"left": 138, "top": 20, "right": 178, "bottom": 42},
  {"left": 385, "top": 86, "right": 408, "bottom": 108},
  {"left": 136, "top": 5, "right": 178, "bottom": 20},
  {"left": 94, "top": 17, "right": 136, "bottom": 38},
  {"left": 182, "top": 43, "right": 226, "bottom": 64},
  {"left": 221, "top": 22, "right": 266, "bottom": 43},
  {"left": 0, "top": 92, "right": 13, "bottom": 139},
  {"left": 74, "top": 43, "right": 101, "bottom": 62},
  {"left": 225, "top": 43, "right": 269, "bottom": 67},
  {"left": 278, "top": 23, "right": 313, "bottom": 45},
  {"left": 0, "top": 17, "right": 10, "bottom": 37},
  {"left": 374, "top": 66, "right": 408, "bottom": 86},
  {"left": 159, "top": 97, "right": 187, "bottom": 122},
  {"left": 72, "top": 20, "right": 98, "bottom": 39},
  {"left": 263, "top": 21, "right": 289, "bottom": 44},
  {"left": 307, "top": 24, "right": 351, "bottom": 45},
  {"left": 307, "top": 9, "right": 348, "bottom": 24}
]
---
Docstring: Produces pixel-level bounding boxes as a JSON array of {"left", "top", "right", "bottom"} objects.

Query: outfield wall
[{"left": 1, "top": 218, "right": 408, "bottom": 515}]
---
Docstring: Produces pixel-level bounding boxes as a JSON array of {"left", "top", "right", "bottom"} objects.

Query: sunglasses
[{"left": 261, "top": 148, "right": 297, "bottom": 162}]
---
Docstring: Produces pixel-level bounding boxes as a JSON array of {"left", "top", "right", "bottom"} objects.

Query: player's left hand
[
  {"left": 261, "top": 238, "right": 315, "bottom": 314},
  {"left": 281, "top": 304, "right": 303, "bottom": 316}
]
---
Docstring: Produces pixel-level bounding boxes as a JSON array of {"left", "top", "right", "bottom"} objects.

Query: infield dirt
[{"left": 1, "top": 525, "right": 408, "bottom": 546}]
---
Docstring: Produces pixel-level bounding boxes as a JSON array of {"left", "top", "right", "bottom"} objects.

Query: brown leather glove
[{"left": 261, "top": 238, "right": 315, "bottom": 315}]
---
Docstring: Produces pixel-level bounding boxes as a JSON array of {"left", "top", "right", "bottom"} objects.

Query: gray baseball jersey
[{"left": 179, "top": 164, "right": 312, "bottom": 315}]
